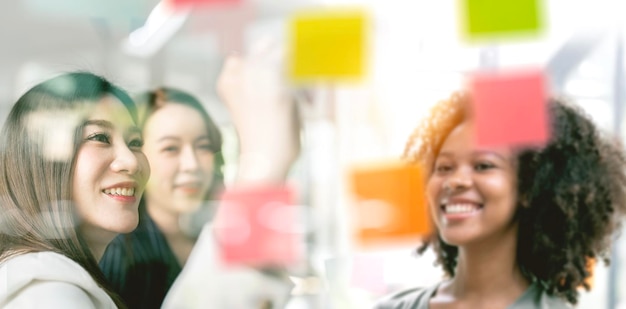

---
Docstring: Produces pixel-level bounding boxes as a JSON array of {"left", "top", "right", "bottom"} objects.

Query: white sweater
[
  {"left": 0, "top": 251, "right": 116, "bottom": 308},
  {"left": 162, "top": 223, "right": 295, "bottom": 308}
]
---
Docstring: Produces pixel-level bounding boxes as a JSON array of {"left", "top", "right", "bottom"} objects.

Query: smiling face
[
  {"left": 426, "top": 121, "right": 519, "bottom": 246},
  {"left": 142, "top": 103, "right": 215, "bottom": 215},
  {"left": 72, "top": 96, "right": 150, "bottom": 234}
]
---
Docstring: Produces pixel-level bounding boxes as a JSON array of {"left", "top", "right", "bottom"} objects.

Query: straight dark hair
[{"left": 0, "top": 72, "right": 136, "bottom": 308}]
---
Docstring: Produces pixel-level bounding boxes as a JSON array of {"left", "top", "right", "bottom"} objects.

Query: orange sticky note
[
  {"left": 213, "top": 186, "right": 301, "bottom": 267},
  {"left": 289, "top": 9, "right": 368, "bottom": 82},
  {"left": 469, "top": 69, "right": 549, "bottom": 148},
  {"left": 350, "top": 161, "right": 431, "bottom": 247}
]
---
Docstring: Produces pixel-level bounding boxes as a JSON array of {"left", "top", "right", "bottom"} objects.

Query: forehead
[
  {"left": 439, "top": 121, "right": 513, "bottom": 158},
  {"left": 144, "top": 103, "right": 206, "bottom": 134},
  {"left": 149, "top": 103, "right": 202, "bottom": 120},
  {"left": 87, "top": 96, "right": 135, "bottom": 126}
]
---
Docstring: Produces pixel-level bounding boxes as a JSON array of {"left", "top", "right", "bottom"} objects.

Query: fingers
[{"left": 216, "top": 55, "right": 244, "bottom": 102}]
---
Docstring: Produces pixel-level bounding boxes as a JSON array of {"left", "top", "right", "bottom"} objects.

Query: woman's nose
[
  {"left": 443, "top": 167, "right": 472, "bottom": 193},
  {"left": 179, "top": 145, "right": 200, "bottom": 172},
  {"left": 110, "top": 144, "right": 140, "bottom": 175}
]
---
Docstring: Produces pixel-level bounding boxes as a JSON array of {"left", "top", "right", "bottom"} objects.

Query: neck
[
  {"left": 79, "top": 224, "right": 117, "bottom": 262},
  {"left": 449, "top": 226, "right": 529, "bottom": 299},
  {"left": 146, "top": 198, "right": 185, "bottom": 237},
  {"left": 145, "top": 198, "right": 197, "bottom": 266}
]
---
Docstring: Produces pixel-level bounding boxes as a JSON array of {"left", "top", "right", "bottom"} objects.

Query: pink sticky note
[
  {"left": 470, "top": 69, "right": 549, "bottom": 148},
  {"left": 169, "top": 0, "right": 242, "bottom": 9},
  {"left": 185, "top": 5, "right": 255, "bottom": 54},
  {"left": 350, "top": 255, "right": 386, "bottom": 294},
  {"left": 213, "top": 186, "right": 301, "bottom": 267}
]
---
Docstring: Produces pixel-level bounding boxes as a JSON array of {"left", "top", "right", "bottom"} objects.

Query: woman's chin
[
  {"left": 109, "top": 216, "right": 139, "bottom": 234},
  {"left": 173, "top": 201, "right": 203, "bottom": 215},
  {"left": 439, "top": 230, "right": 480, "bottom": 247}
]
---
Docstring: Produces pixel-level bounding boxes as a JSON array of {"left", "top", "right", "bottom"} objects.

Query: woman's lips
[
  {"left": 440, "top": 200, "right": 483, "bottom": 221},
  {"left": 175, "top": 182, "right": 203, "bottom": 194}
]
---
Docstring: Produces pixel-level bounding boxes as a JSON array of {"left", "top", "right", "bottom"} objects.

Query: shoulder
[
  {"left": 1, "top": 251, "right": 91, "bottom": 279},
  {"left": 373, "top": 285, "right": 436, "bottom": 309},
  {"left": 510, "top": 283, "right": 573, "bottom": 309},
  {"left": 3, "top": 281, "right": 97, "bottom": 309},
  {"left": 536, "top": 290, "right": 573, "bottom": 309},
  {"left": 0, "top": 251, "right": 115, "bottom": 308}
]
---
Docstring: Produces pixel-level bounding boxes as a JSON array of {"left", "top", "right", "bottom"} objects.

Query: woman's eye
[
  {"left": 87, "top": 133, "right": 110, "bottom": 144},
  {"left": 435, "top": 164, "right": 452, "bottom": 173},
  {"left": 128, "top": 138, "right": 144, "bottom": 148},
  {"left": 475, "top": 162, "right": 494, "bottom": 171},
  {"left": 197, "top": 143, "right": 213, "bottom": 151},
  {"left": 163, "top": 146, "right": 179, "bottom": 153}
]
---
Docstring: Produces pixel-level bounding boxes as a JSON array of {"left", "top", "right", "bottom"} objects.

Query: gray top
[{"left": 374, "top": 282, "right": 573, "bottom": 309}]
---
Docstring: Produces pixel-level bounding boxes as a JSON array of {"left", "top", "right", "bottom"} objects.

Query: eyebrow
[
  {"left": 157, "top": 135, "right": 211, "bottom": 143},
  {"left": 84, "top": 119, "right": 142, "bottom": 135},
  {"left": 436, "top": 150, "right": 509, "bottom": 162},
  {"left": 474, "top": 151, "right": 509, "bottom": 162},
  {"left": 84, "top": 119, "right": 113, "bottom": 129}
]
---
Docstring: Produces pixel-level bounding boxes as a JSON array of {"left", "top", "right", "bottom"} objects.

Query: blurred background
[{"left": 1, "top": 0, "right": 625, "bottom": 308}]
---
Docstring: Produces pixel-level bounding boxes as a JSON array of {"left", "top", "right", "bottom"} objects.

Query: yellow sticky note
[{"left": 289, "top": 9, "right": 368, "bottom": 83}]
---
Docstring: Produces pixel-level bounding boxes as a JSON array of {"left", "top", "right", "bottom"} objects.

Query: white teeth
[
  {"left": 444, "top": 203, "right": 479, "bottom": 214},
  {"left": 103, "top": 187, "right": 135, "bottom": 197}
]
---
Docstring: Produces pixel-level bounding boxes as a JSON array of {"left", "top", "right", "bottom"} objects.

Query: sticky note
[
  {"left": 460, "top": 0, "right": 544, "bottom": 41},
  {"left": 185, "top": 5, "right": 254, "bottom": 54},
  {"left": 289, "top": 9, "right": 368, "bottom": 82},
  {"left": 469, "top": 69, "right": 549, "bottom": 148},
  {"left": 169, "top": 0, "right": 242, "bottom": 9},
  {"left": 213, "top": 186, "right": 301, "bottom": 267},
  {"left": 350, "top": 161, "right": 431, "bottom": 247}
]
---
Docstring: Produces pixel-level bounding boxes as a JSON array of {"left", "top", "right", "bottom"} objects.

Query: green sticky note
[
  {"left": 289, "top": 9, "right": 369, "bottom": 83},
  {"left": 461, "top": 0, "right": 544, "bottom": 41}
]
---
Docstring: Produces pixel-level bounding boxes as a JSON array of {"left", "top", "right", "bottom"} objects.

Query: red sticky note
[
  {"left": 350, "top": 161, "right": 431, "bottom": 247},
  {"left": 350, "top": 255, "right": 386, "bottom": 294},
  {"left": 213, "top": 186, "right": 301, "bottom": 267},
  {"left": 168, "top": 0, "right": 242, "bottom": 9},
  {"left": 470, "top": 69, "right": 549, "bottom": 148},
  {"left": 185, "top": 5, "right": 255, "bottom": 54}
]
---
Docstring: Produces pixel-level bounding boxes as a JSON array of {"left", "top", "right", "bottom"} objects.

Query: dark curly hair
[{"left": 403, "top": 91, "right": 626, "bottom": 305}]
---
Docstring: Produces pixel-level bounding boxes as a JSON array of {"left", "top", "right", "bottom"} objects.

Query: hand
[{"left": 217, "top": 41, "right": 301, "bottom": 185}]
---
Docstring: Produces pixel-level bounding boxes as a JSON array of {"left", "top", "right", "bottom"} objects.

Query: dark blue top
[{"left": 99, "top": 199, "right": 182, "bottom": 309}]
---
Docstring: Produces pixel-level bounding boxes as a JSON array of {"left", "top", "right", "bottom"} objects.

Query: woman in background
[
  {"left": 376, "top": 92, "right": 626, "bottom": 308},
  {"left": 100, "top": 87, "right": 224, "bottom": 309},
  {"left": 0, "top": 72, "right": 150, "bottom": 308}
]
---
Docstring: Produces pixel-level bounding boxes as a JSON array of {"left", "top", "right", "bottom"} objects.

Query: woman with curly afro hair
[{"left": 375, "top": 91, "right": 626, "bottom": 308}]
